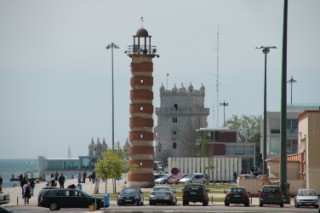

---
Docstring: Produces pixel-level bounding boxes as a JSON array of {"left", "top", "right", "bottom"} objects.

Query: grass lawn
[{"left": 95, "top": 182, "right": 235, "bottom": 202}]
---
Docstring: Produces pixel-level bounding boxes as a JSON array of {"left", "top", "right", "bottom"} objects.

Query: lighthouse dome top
[{"left": 136, "top": 28, "right": 149, "bottom": 37}]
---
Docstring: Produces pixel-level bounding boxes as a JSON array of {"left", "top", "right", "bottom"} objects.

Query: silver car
[
  {"left": 149, "top": 186, "right": 177, "bottom": 205},
  {"left": 294, "top": 188, "right": 319, "bottom": 208}
]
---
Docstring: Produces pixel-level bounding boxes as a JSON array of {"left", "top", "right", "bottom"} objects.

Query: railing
[{"left": 126, "top": 45, "right": 158, "bottom": 56}]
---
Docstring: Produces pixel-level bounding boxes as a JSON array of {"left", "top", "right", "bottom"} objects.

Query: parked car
[
  {"left": 153, "top": 173, "right": 165, "bottom": 180},
  {"left": 318, "top": 198, "right": 320, "bottom": 213},
  {"left": 0, "top": 206, "right": 13, "bottom": 213},
  {"left": 224, "top": 187, "right": 250, "bottom": 207},
  {"left": 155, "top": 174, "right": 172, "bottom": 184},
  {"left": 294, "top": 188, "right": 319, "bottom": 208},
  {"left": 179, "top": 173, "right": 208, "bottom": 184},
  {"left": 259, "top": 185, "right": 284, "bottom": 207},
  {"left": 149, "top": 186, "right": 177, "bottom": 205},
  {"left": 0, "top": 191, "right": 10, "bottom": 205},
  {"left": 117, "top": 187, "right": 144, "bottom": 206},
  {"left": 38, "top": 188, "right": 105, "bottom": 211},
  {"left": 168, "top": 174, "right": 187, "bottom": 184},
  {"left": 182, "top": 183, "right": 209, "bottom": 206},
  {"left": 37, "top": 186, "right": 57, "bottom": 206}
]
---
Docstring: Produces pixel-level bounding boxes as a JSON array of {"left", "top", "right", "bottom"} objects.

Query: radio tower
[{"left": 216, "top": 25, "right": 220, "bottom": 128}]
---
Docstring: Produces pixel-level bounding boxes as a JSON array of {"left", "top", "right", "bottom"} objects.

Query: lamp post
[
  {"left": 256, "top": 45, "right": 276, "bottom": 176},
  {"left": 220, "top": 100, "right": 229, "bottom": 126},
  {"left": 287, "top": 76, "right": 297, "bottom": 105},
  {"left": 106, "top": 42, "right": 119, "bottom": 152}
]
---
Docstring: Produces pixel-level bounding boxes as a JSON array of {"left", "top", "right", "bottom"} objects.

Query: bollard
[
  {"left": 17, "top": 196, "right": 18, "bottom": 206},
  {"left": 211, "top": 196, "right": 213, "bottom": 204}
]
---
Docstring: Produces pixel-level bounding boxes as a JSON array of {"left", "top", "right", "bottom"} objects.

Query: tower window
[
  {"left": 174, "top": 104, "right": 178, "bottom": 110},
  {"left": 140, "top": 106, "right": 144, "bottom": 111},
  {"left": 140, "top": 79, "right": 144, "bottom": 84},
  {"left": 140, "top": 134, "right": 143, "bottom": 139},
  {"left": 172, "top": 130, "right": 177, "bottom": 135},
  {"left": 173, "top": 142, "right": 177, "bottom": 149},
  {"left": 172, "top": 117, "right": 177, "bottom": 123}
]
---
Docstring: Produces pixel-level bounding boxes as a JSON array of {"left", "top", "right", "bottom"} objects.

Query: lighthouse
[{"left": 126, "top": 27, "right": 159, "bottom": 187}]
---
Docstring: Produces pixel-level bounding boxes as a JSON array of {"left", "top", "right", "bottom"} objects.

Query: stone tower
[
  {"left": 155, "top": 83, "right": 209, "bottom": 162},
  {"left": 126, "top": 28, "right": 159, "bottom": 187}
]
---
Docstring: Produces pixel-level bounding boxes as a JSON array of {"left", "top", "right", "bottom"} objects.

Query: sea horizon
[{"left": 0, "top": 159, "right": 38, "bottom": 188}]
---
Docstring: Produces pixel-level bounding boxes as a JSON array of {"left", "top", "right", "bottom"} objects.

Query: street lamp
[
  {"left": 256, "top": 45, "right": 276, "bottom": 176},
  {"left": 106, "top": 42, "right": 119, "bottom": 152},
  {"left": 287, "top": 76, "right": 297, "bottom": 105},
  {"left": 220, "top": 100, "right": 229, "bottom": 126}
]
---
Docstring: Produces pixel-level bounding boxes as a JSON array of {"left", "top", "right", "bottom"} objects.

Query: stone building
[{"left": 154, "top": 83, "right": 209, "bottom": 163}]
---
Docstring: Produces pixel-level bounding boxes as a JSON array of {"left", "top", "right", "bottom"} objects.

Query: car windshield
[
  {"left": 184, "top": 185, "right": 202, "bottom": 191},
  {"left": 161, "top": 174, "right": 171, "bottom": 178},
  {"left": 121, "top": 188, "right": 138, "bottom": 194},
  {"left": 230, "top": 188, "right": 245, "bottom": 193},
  {"left": 298, "top": 189, "right": 317, "bottom": 196},
  {"left": 153, "top": 187, "right": 170, "bottom": 191},
  {"left": 263, "top": 187, "right": 280, "bottom": 193}
]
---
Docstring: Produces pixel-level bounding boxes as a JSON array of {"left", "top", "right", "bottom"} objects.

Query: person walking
[
  {"left": 58, "top": 173, "right": 65, "bottom": 188},
  {"left": 22, "top": 181, "right": 31, "bottom": 204},
  {"left": 82, "top": 171, "right": 87, "bottom": 183},
  {"left": 29, "top": 178, "right": 35, "bottom": 196}
]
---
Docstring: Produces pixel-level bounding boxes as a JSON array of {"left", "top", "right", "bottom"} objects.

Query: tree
[
  {"left": 95, "top": 150, "right": 124, "bottom": 193},
  {"left": 198, "top": 131, "right": 208, "bottom": 157},
  {"left": 224, "top": 114, "right": 262, "bottom": 168}
]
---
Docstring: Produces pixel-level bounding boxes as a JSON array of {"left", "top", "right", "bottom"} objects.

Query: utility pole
[
  {"left": 220, "top": 100, "right": 228, "bottom": 127},
  {"left": 106, "top": 42, "right": 119, "bottom": 152},
  {"left": 287, "top": 76, "right": 297, "bottom": 105},
  {"left": 280, "top": 0, "right": 289, "bottom": 204},
  {"left": 256, "top": 45, "right": 276, "bottom": 176}
]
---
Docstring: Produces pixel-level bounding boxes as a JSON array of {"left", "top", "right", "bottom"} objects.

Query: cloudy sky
[{"left": 1, "top": 0, "right": 319, "bottom": 159}]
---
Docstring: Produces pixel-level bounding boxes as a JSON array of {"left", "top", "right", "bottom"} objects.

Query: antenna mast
[{"left": 216, "top": 25, "right": 220, "bottom": 128}]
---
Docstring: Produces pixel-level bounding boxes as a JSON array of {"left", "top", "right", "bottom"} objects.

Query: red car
[{"left": 168, "top": 174, "right": 187, "bottom": 184}]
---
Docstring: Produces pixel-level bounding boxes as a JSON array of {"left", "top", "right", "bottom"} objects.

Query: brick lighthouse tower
[{"left": 126, "top": 27, "right": 159, "bottom": 187}]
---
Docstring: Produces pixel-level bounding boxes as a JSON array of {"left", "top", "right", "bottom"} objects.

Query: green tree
[
  {"left": 224, "top": 114, "right": 262, "bottom": 168},
  {"left": 198, "top": 131, "right": 208, "bottom": 157},
  {"left": 95, "top": 150, "right": 124, "bottom": 193}
]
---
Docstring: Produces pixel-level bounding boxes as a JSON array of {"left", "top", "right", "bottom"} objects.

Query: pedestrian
[
  {"left": 233, "top": 171, "right": 238, "bottom": 183},
  {"left": 54, "top": 171, "right": 59, "bottom": 181},
  {"left": 78, "top": 172, "right": 81, "bottom": 183},
  {"left": 58, "top": 173, "right": 65, "bottom": 188},
  {"left": 0, "top": 175, "right": 3, "bottom": 192},
  {"left": 20, "top": 177, "right": 27, "bottom": 196},
  {"left": 91, "top": 171, "right": 96, "bottom": 184},
  {"left": 29, "top": 178, "right": 35, "bottom": 196},
  {"left": 22, "top": 181, "right": 31, "bottom": 204},
  {"left": 82, "top": 171, "right": 87, "bottom": 183},
  {"left": 49, "top": 178, "right": 57, "bottom": 187}
]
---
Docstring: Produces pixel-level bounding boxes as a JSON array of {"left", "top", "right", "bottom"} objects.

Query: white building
[{"left": 262, "top": 105, "right": 320, "bottom": 159}]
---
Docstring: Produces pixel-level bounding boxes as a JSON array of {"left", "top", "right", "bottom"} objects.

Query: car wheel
[
  {"left": 280, "top": 203, "right": 284, "bottom": 207},
  {"left": 259, "top": 202, "right": 263, "bottom": 207},
  {"left": 203, "top": 200, "right": 208, "bottom": 206},
  {"left": 244, "top": 201, "right": 250, "bottom": 207},
  {"left": 49, "top": 202, "right": 59, "bottom": 211},
  {"left": 183, "top": 200, "right": 189, "bottom": 206},
  {"left": 224, "top": 202, "right": 229, "bottom": 206},
  {"left": 149, "top": 201, "right": 154, "bottom": 205}
]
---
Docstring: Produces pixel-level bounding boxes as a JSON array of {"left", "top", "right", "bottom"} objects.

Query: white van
[{"left": 179, "top": 173, "right": 208, "bottom": 184}]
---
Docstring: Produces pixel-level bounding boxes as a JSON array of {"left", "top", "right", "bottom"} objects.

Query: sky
[{"left": 0, "top": 0, "right": 319, "bottom": 159}]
